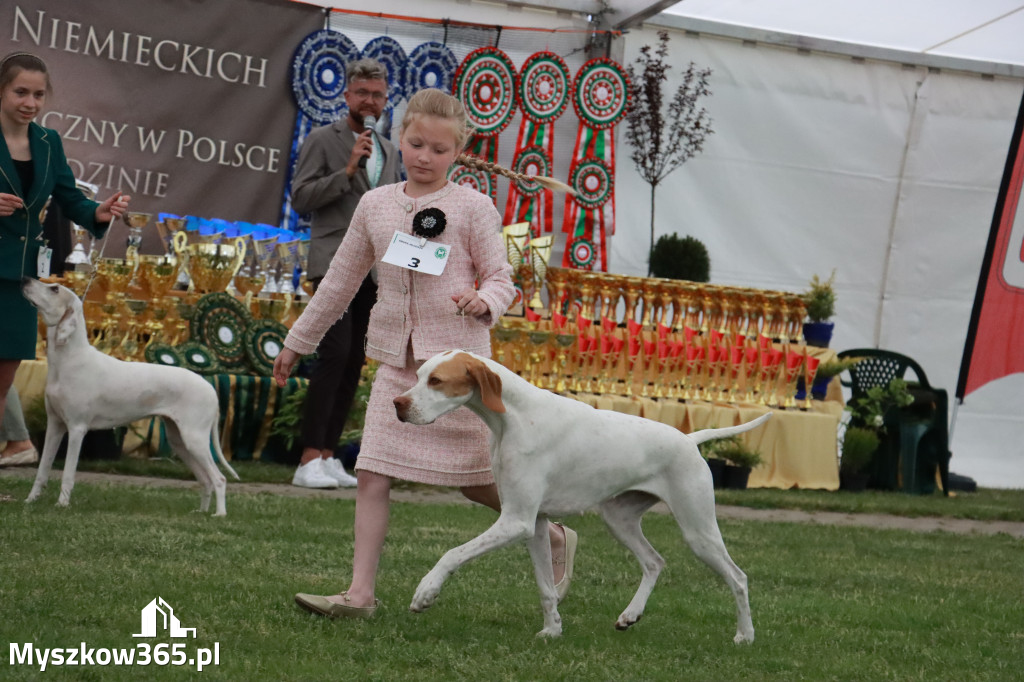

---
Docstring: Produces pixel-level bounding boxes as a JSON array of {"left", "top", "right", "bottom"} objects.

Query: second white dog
[
  {"left": 22, "top": 278, "right": 239, "bottom": 515},
  {"left": 394, "top": 350, "right": 770, "bottom": 643}
]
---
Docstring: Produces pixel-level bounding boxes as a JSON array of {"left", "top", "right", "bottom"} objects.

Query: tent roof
[{"left": 659, "top": 0, "right": 1024, "bottom": 71}]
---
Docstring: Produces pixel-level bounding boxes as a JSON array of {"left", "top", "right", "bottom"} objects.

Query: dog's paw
[
  {"left": 615, "top": 612, "right": 642, "bottom": 630},
  {"left": 734, "top": 630, "right": 755, "bottom": 645},
  {"left": 410, "top": 576, "right": 442, "bottom": 612},
  {"left": 536, "top": 625, "right": 562, "bottom": 638}
]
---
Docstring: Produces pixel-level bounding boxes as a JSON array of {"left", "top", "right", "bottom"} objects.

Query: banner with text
[{"left": 1, "top": 0, "right": 321, "bottom": 254}]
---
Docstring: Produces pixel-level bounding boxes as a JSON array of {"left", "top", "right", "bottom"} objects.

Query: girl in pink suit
[{"left": 274, "top": 88, "right": 576, "bottom": 618}]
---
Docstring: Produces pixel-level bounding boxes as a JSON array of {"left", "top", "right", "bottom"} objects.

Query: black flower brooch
[{"left": 412, "top": 207, "right": 446, "bottom": 239}]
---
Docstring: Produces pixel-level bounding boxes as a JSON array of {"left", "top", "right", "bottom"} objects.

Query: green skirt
[{"left": 0, "top": 279, "right": 39, "bottom": 360}]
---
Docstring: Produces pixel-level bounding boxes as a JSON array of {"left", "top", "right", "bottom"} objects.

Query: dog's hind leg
[
  {"left": 27, "top": 415, "right": 66, "bottom": 503},
  {"left": 661, "top": 480, "right": 754, "bottom": 644},
  {"left": 57, "top": 426, "right": 88, "bottom": 507},
  {"left": 598, "top": 490, "right": 664, "bottom": 630},
  {"left": 164, "top": 420, "right": 220, "bottom": 514},
  {"left": 526, "top": 515, "right": 562, "bottom": 638}
]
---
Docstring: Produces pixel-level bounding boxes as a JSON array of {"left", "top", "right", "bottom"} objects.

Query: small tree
[{"left": 624, "top": 31, "right": 714, "bottom": 276}]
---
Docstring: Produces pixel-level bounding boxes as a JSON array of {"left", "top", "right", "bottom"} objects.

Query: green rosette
[
  {"left": 144, "top": 342, "right": 185, "bottom": 368},
  {"left": 244, "top": 319, "right": 289, "bottom": 377},
  {"left": 178, "top": 341, "right": 222, "bottom": 375},
  {"left": 191, "top": 292, "right": 251, "bottom": 372}
]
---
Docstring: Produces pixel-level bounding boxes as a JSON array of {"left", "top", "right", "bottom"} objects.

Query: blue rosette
[
  {"left": 362, "top": 36, "right": 408, "bottom": 103},
  {"left": 291, "top": 29, "right": 359, "bottom": 125},
  {"left": 408, "top": 42, "right": 458, "bottom": 94}
]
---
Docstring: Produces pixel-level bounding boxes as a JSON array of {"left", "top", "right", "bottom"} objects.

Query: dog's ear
[
  {"left": 54, "top": 305, "right": 77, "bottom": 346},
  {"left": 465, "top": 357, "right": 505, "bottom": 413}
]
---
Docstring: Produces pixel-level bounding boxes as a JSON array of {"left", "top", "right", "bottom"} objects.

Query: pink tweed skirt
[{"left": 355, "top": 354, "right": 495, "bottom": 487}]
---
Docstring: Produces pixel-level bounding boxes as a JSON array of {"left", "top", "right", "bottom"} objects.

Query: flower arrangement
[{"left": 846, "top": 377, "right": 915, "bottom": 433}]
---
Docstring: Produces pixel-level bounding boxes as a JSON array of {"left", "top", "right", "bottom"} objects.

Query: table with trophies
[
  {"left": 495, "top": 223, "right": 844, "bottom": 490},
  {"left": 15, "top": 211, "right": 314, "bottom": 462},
  {"left": 16, "top": 213, "right": 844, "bottom": 484}
]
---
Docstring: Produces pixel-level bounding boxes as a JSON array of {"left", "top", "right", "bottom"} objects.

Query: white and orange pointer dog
[
  {"left": 394, "top": 350, "right": 770, "bottom": 643},
  {"left": 22, "top": 279, "right": 239, "bottom": 515}
]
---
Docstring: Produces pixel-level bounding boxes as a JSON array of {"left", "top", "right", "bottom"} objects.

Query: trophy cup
[
  {"left": 182, "top": 237, "right": 247, "bottom": 294},
  {"left": 544, "top": 268, "right": 570, "bottom": 321},
  {"left": 503, "top": 222, "right": 531, "bottom": 314},
  {"left": 526, "top": 235, "right": 553, "bottom": 313},
  {"left": 122, "top": 212, "right": 151, "bottom": 287},
  {"left": 296, "top": 239, "right": 313, "bottom": 298},
  {"left": 275, "top": 240, "right": 299, "bottom": 294},
  {"left": 137, "top": 254, "right": 179, "bottom": 303}
]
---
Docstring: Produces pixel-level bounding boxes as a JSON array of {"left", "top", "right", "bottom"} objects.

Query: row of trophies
[
  {"left": 496, "top": 228, "right": 823, "bottom": 407},
  {"left": 60, "top": 211, "right": 309, "bottom": 362}
]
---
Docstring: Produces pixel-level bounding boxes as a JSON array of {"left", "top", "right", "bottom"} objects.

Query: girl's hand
[
  {"left": 95, "top": 191, "right": 130, "bottom": 223},
  {"left": 0, "top": 193, "right": 24, "bottom": 217},
  {"left": 273, "top": 347, "right": 301, "bottom": 387},
  {"left": 451, "top": 290, "right": 488, "bottom": 318}
]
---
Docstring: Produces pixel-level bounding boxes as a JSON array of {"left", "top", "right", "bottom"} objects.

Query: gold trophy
[
  {"left": 182, "top": 237, "right": 247, "bottom": 294},
  {"left": 527, "top": 235, "right": 553, "bottom": 312},
  {"left": 137, "top": 254, "right": 179, "bottom": 303},
  {"left": 503, "top": 222, "right": 531, "bottom": 314}
]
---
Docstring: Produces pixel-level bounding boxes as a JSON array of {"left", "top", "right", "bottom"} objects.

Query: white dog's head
[
  {"left": 22, "top": 278, "right": 82, "bottom": 347},
  {"left": 394, "top": 351, "right": 506, "bottom": 425}
]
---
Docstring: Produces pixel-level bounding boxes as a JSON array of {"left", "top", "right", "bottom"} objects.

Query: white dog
[
  {"left": 394, "top": 350, "right": 770, "bottom": 643},
  {"left": 21, "top": 278, "right": 239, "bottom": 515}
]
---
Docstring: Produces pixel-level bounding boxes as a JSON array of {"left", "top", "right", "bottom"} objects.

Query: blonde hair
[{"left": 402, "top": 88, "right": 574, "bottom": 196}]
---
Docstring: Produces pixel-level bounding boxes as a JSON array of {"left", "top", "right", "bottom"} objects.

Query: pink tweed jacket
[{"left": 285, "top": 181, "right": 515, "bottom": 368}]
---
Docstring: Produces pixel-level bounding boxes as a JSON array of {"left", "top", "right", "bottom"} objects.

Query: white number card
[{"left": 382, "top": 231, "right": 450, "bottom": 276}]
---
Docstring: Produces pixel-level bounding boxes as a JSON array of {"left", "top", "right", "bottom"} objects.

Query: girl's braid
[{"left": 456, "top": 153, "right": 575, "bottom": 196}]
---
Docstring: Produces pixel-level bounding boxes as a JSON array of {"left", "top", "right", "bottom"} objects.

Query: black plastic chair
[{"left": 837, "top": 348, "right": 950, "bottom": 495}]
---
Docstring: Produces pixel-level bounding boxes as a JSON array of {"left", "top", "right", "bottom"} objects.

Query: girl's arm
[
  {"left": 283, "top": 199, "right": 376, "bottom": 356},
  {"left": 466, "top": 200, "right": 515, "bottom": 326}
]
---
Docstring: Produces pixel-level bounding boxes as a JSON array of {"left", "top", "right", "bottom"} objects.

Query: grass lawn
[{"left": 1, "top": 476, "right": 1022, "bottom": 681}]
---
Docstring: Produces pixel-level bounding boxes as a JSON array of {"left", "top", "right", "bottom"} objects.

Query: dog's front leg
[
  {"left": 526, "top": 516, "right": 562, "bottom": 638},
  {"left": 27, "top": 417, "right": 66, "bottom": 503},
  {"left": 57, "top": 427, "right": 87, "bottom": 507},
  {"left": 410, "top": 514, "right": 534, "bottom": 613}
]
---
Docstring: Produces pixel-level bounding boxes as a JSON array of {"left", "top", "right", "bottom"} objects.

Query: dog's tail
[
  {"left": 210, "top": 411, "right": 240, "bottom": 481},
  {"left": 688, "top": 413, "right": 772, "bottom": 446}
]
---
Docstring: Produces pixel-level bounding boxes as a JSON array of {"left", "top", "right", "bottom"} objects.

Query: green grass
[
  {"left": 71, "top": 456, "right": 1024, "bottom": 522},
  {"left": 1, "top": 477, "right": 1022, "bottom": 681}
]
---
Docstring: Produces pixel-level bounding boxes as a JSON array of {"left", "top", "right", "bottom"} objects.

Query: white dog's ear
[{"left": 54, "top": 306, "right": 77, "bottom": 346}]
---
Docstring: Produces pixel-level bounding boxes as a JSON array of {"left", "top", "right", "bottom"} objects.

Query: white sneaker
[
  {"left": 292, "top": 458, "right": 339, "bottom": 489},
  {"left": 324, "top": 457, "right": 358, "bottom": 487}
]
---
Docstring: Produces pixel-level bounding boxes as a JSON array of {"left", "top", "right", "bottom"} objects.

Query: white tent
[{"left": 315, "top": 0, "right": 1024, "bottom": 488}]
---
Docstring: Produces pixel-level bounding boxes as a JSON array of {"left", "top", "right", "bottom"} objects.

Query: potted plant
[
  {"left": 809, "top": 356, "right": 862, "bottom": 400},
  {"left": 649, "top": 233, "right": 711, "bottom": 282},
  {"left": 802, "top": 271, "right": 837, "bottom": 348},
  {"left": 839, "top": 426, "right": 878, "bottom": 491},
  {"left": 702, "top": 434, "right": 762, "bottom": 490}
]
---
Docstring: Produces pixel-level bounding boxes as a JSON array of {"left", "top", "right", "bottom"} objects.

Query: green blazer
[{"left": 0, "top": 122, "right": 108, "bottom": 281}]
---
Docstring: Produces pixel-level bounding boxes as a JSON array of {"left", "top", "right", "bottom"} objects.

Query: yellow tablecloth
[{"left": 571, "top": 393, "right": 843, "bottom": 490}]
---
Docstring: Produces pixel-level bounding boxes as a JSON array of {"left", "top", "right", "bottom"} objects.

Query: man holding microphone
[{"left": 289, "top": 58, "right": 400, "bottom": 488}]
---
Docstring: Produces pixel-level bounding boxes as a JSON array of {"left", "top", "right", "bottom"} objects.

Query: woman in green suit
[{"left": 0, "top": 52, "right": 130, "bottom": 457}]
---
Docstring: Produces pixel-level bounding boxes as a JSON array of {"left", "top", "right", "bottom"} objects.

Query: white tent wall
[
  {"left": 299, "top": 1, "right": 1024, "bottom": 488},
  {"left": 620, "top": 21, "right": 1024, "bottom": 488}
]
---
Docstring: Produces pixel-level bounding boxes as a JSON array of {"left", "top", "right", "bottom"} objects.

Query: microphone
[{"left": 358, "top": 115, "right": 377, "bottom": 169}]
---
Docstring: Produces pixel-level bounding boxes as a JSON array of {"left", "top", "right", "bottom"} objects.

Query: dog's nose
[
  {"left": 21, "top": 276, "right": 33, "bottom": 288},
  {"left": 394, "top": 395, "right": 410, "bottom": 422}
]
